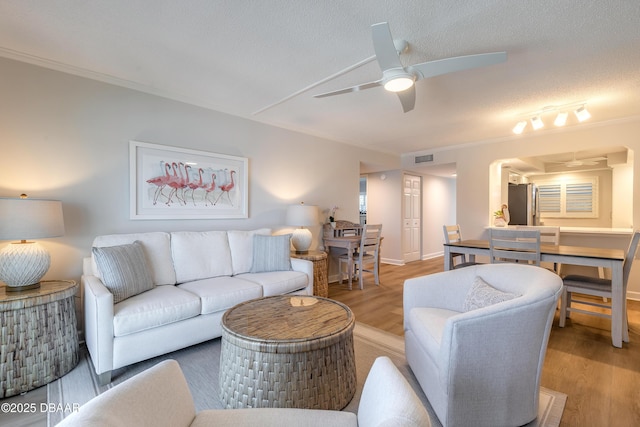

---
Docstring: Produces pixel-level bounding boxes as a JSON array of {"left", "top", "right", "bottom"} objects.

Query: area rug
[{"left": 47, "top": 323, "right": 566, "bottom": 426}]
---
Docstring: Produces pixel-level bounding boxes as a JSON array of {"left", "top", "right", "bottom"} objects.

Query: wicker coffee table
[{"left": 220, "top": 295, "right": 356, "bottom": 410}]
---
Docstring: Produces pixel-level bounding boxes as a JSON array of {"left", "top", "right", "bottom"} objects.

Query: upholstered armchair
[{"left": 404, "top": 264, "right": 562, "bottom": 427}]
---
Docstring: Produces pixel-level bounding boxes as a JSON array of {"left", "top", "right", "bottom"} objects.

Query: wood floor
[{"left": 329, "top": 257, "right": 640, "bottom": 427}]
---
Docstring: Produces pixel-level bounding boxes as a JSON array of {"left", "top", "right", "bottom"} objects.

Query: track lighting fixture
[{"left": 512, "top": 101, "right": 590, "bottom": 134}]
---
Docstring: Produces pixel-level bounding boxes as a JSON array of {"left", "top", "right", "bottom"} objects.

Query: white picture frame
[{"left": 129, "top": 141, "right": 248, "bottom": 219}]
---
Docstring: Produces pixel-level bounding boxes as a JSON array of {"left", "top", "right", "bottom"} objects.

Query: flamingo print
[
  {"left": 184, "top": 166, "right": 205, "bottom": 206},
  {"left": 166, "top": 162, "right": 188, "bottom": 205},
  {"left": 204, "top": 173, "right": 217, "bottom": 206},
  {"left": 214, "top": 170, "right": 236, "bottom": 206},
  {"left": 146, "top": 161, "right": 172, "bottom": 205}
]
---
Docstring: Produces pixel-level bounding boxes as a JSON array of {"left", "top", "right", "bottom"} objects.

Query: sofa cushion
[
  {"left": 238, "top": 271, "right": 308, "bottom": 296},
  {"left": 113, "top": 286, "right": 201, "bottom": 336},
  {"left": 227, "top": 228, "right": 272, "bottom": 275},
  {"left": 462, "top": 276, "right": 519, "bottom": 312},
  {"left": 250, "top": 234, "right": 292, "bottom": 273},
  {"left": 408, "top": 307, "right": 459, "bottom": 365},
  {"left": 92, "top": 232, "right": 176, "bottom": 285},
  {"left": 92, "top": 241, "right": 155, "bottom": 304},
  {"left": 171, "top": 231, "right": 233, "bottom": 283},
  {"left": 178, "top": 277, "right": 262, "bottom": 315}
]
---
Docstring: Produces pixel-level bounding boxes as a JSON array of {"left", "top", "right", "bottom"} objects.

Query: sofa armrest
[
  {"left": 57, "top": 360, "right": 196, "bottom": 427},
  {"left": 290, "top": 258, "right": 314, "bottom": 295},
  {"left": 83, "top": 273, "right": 115, "bottom": 377},
  {"left": 357, "top": 356, "right": 431, "bottom": 427}
]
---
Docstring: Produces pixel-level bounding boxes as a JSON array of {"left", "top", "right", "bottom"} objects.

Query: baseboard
[
  {"left": 380, "top": 258, "right": 404, "bottom": 265},
  {"left": 627, "top": 290, "right": 640, "bottom": 301},
  {"left": 422, "top": 251, "right": 444, "bottom": 260}
]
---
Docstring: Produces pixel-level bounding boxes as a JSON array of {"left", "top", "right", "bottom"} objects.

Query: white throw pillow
[
  {"left": 250, "top": 234, "right": 292, "bottom": 273},
  {"left": 463, "top": 276, "right": 519, "bottom": 311},
  {"left": 227, "top": 228, "right": 272, "bottom": 275},
  {"left": 92, "top": 241, "right": 155, "bottom": 304}
]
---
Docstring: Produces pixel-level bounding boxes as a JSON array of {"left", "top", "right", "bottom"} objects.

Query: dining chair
[
  {"left": 489, "top": 228, "right": 541, "bottom": 265},
  {"left": 338, "top": 223, "right": 382, "bottom": 290},
  {"left": 443, "top": 224, "right": 479, "bottom": 269},
  {"left": 516, "top": 225, "right": 561, "bottom": 272},
  {"left": 559, "top": 230, "right": 640, "bottom": 343}
]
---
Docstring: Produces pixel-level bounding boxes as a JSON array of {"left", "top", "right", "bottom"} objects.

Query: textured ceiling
[{"left": 1, "top": 0, "right": 639, "bottom": 156}]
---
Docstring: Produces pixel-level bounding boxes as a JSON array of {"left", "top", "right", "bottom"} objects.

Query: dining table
[{"left": 443, "top": 239, "right": 627, "bottom": 348}]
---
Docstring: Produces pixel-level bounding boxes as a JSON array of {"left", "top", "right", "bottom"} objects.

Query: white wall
[
  {"left": 366, "top": 170, "right": 403, "bottom": 264},
  {"left": 0, "top": 57, "right": 399, "bottom": 283},
  {"left": 422, "top": 174, "right": 456, "bottom": 259}
]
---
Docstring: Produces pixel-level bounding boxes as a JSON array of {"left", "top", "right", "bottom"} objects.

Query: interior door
[{"left": 403, "top": 174, "right": 421, "bottom": 262}]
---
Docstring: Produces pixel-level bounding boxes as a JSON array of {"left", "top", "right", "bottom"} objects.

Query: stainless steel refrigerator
[{"left": 507, "top": 183, "right": 539, "bottom": 225}]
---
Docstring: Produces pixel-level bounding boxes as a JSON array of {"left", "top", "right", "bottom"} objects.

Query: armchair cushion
[
  {"left": 92, "top": 241, "right": 155, "bottom": 304},
  {"left": 462, "top": 276, "right": 519, "bottom": 311}
]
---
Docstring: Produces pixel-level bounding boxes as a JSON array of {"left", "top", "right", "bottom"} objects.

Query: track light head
[
  {"left": 531, "top": 116, "right": 544, "bottom": 130},
  {"left": 554, "top": 112, "right": 568, "bottom": 127},
  {"left": 513, "top": 121, "right": 527, "bottom": 134},
  {"left": 574, "top": 106, "right": 591, "bottom": 122}
]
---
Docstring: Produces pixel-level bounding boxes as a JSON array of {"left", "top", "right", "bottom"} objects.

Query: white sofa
[
  {"left": 83, "top": 229, "right": 313, "bottom": 384},
  {"left": 404, "top": 264, "right": 562, "bottom": 427},
  {"left": 56, "top": 357, "right": 431, "bottom": 427}
]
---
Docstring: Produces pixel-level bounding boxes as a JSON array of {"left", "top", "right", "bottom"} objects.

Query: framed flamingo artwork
[{"left": 129, "top": 140, "right": 248, "bottom": 219}]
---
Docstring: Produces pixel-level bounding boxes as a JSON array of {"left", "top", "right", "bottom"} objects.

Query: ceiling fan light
[
  {"left": 554, "top": 112, "right": 568, "bottom": 126},
  {"left": 531, "top": 116, "right": 544, "bottom": 130},
  {"left": 574, "top": 106, "right": 591, "bottom": 122},
  {"left": 383, "top": 76, "right": 414, "bottom": 92},
  {"left": 513, "top": 121, "right": 527, "bottom": 134}
]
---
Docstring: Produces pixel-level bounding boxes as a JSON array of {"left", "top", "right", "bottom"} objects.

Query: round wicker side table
[
  {"left": 289, "top": 250, "right": 328, "bottom": 297},
  {"left": 220, "top": 295, "right": 356, "bottom": 410},
  {"left": 0, "top": 280, "right": 79, "bottom": 398}
]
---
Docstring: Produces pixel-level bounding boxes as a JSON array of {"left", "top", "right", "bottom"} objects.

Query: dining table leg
[
  {"left": 444, "top": 246, "right": 453, "bottom": 271},
  {"left": 611, "top": 261, "right": 624, "bottom": 347}
]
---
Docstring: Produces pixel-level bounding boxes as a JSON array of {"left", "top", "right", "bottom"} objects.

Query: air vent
[{"left": 415, "top": 154, "right": 434, "bottom": 163}]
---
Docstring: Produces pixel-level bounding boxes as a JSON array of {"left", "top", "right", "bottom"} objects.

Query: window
[{"left": 537, "top": 177, "right": 598, "bottom": 218}]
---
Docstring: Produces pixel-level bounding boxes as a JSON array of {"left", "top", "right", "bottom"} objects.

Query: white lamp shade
[
  {"left": 286, "top": 204, "right": 319, "bottom": 227},
  {"left": 0, "top": 198, "right": 65, "bottom": 240}
]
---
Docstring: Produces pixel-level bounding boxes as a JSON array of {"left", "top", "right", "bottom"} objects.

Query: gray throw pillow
[
  {"left": 92, "top": 240, "right": 155, "bottom": 304},
  {"left": 462, "top": 276, "right": 519, "bottom": 311},
  {"left": 250, "top": 234, "right": 293, "bottom": 273}
]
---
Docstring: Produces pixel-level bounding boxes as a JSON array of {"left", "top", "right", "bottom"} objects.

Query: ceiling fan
[
  {"left": 551, "top": 153, "right": 608, "bottom": 167},
  {"left": 313, "top": 22, "right": 507, "bottom": 113}
]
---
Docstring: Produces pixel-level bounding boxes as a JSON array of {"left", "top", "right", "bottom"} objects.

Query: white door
[{"left": 403, "top": 174, "right": 421, "bottom": 262}]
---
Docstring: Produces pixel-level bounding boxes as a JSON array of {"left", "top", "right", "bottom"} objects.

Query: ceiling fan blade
[
  {"left": 409, "top": 51, "right": 507, "bottom": 80},
  {"left": 397, "top": 86, "right": 416, "bottom": 113},
  {"left": 313, "top": 80, "right": 382, "bottom": 98},
  {"left": 371, "top": 22, "right": 403, "bottom": 71}
]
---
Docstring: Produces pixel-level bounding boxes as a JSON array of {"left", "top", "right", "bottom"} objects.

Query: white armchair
[
  {"left": 404, "top": 264, "right": 562, "bottom": 427},
  {"left": 57, "top": 357, "right": 431, "bottom": 427}
]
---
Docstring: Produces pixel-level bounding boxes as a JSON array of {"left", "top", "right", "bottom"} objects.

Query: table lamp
[
  {"left": 0, "top": 195, "right": 65, "bottom": 291},
  {"left": 286, "top": 202, "right": 318, "bottom": 254}
]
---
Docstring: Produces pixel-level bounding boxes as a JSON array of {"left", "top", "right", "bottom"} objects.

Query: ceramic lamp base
[
  {"left": 291, "top": 228, "right": 312, "bottom": 254},
  {"left": 0, "top": 241, "right": 50, "bottom": 289}
]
